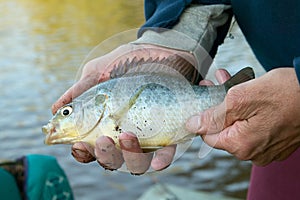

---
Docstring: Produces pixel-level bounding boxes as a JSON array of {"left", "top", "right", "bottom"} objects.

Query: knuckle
[
  {"left": 83, "top": 60, "right": 97, "bottom": 73},
  {"left": 201, "top": 108, "right": 223, "bottom": 133},
  {"left": 235, "top": 151, "right": 251, "bottom": 161},
  {"left": 226, "top": 85, "right": 247, "bottom": 112},
  {"left": 252, "top": 159, "right": 268, "bottom": 167},
  {"left": 220, "top": 125, "right": 253, "bottom": 161}
]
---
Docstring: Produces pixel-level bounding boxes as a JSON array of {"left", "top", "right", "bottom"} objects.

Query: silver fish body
[{"left": 42, "top": 67, "right": 254, "bottom": 150}]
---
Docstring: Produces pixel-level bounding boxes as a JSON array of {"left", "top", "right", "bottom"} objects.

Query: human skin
[{"left": 186, "top": 67, "right": 300, "bottom": 166}]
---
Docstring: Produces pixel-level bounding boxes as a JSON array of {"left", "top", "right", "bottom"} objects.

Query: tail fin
[{"left": 224, "top": 67, "right": 255, "bottom": 91}]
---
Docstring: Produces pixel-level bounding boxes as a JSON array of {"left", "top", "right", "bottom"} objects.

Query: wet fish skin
[{"left": 42, "top": 67, "right": 254, "bottom": 150}]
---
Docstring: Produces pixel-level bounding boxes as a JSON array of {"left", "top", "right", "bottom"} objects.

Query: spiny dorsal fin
[
  {"left": 224, "top": 67, "right": 255, "bottom": 91},
  {"left": 110, "top": 56, "right": 200, "bottom": 83}
]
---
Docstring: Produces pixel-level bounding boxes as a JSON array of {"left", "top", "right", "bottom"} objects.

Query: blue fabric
[
  {"left": 140, "top": 0, "right": 230, "bottom": 36},
  {"left": 231, "top": 1, "right": 300, "bottom": 72},
  {"left": 294, "top": 57, "right": 300, "bottom": 84},
  {"left": 139, "top": 0, "right": 192, "bottom": 37},
  {"left": 140, "top": 0, "right": 232, "bottom": 58},
  {"left": 192, "top": 0, "right": 231, "bottom": 4},
  {"left": 141, "top": 0, "right": 300, "bottom": 82}
]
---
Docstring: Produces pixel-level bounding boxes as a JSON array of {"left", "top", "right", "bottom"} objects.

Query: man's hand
[
  {"left": 186, "top": 67, "right": 300, "bottom": 166},
  {"left": 51, "top": 43, "right": 192, "bottom": 174}
]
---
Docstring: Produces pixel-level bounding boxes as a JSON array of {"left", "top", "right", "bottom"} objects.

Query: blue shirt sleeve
[
  {"left": 138, "top": 0, "right": 192, "bottom": 37},
  {"left": 293, "top": 57, "right": 300, "bottom": 84},
  {"left": 139, "top": 0, "right": 231, "bottom": 37}
]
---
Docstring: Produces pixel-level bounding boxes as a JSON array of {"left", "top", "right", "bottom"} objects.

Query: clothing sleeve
[
  {"left": 140, "top": 0, "right": 231, "bottom": 33},
  {"left": 293, "top": 57, "right": 300, "bottom": 84},
  {"left": 140, "top": 0, "right": 193, "bottom": 34},
  {"left": 133, "top": 4, "right": 232, "bottom": 77}
]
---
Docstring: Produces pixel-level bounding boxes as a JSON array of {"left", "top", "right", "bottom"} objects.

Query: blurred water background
[{"left": 0, "top": 0, "right": 265, "bottom": 199}]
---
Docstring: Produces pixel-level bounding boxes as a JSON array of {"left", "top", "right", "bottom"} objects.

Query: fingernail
[
  {"left": 119, "top": 132, "right": 136, "bottom": 140},
  {"left": 72, "top": 149, "right": 89, "bottom": 158},
  {"left": 97, "top": 161, "right": 117, "bottom": 171},
  {"left": 71, "top": 149, "right": 95, "bottom": 163},
  {"left": 97, "top": 135, "right": 115, "bottom": 145},
  {"left": 216, "top": 69, "right": 230, "bottom": 84},
  {"left": 120, "top": 139, "right": 134, "bottom": 149},
  {"left": 186, "top": 115, "right": 201, "bottom": 133},
  {"left": 119, "top": 132, "right": 138, "bottom": 149},
  {"left": 130, "top": 172, "right": 144, "bottom": 176}
]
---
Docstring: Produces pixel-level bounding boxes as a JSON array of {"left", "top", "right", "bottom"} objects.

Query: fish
[{"left": 42, "top": 59, "right": 254, "bottom": 152}]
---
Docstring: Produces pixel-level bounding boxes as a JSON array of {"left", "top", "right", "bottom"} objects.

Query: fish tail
[{"left": 223, "top": 67, "right": 255, "bottom": 91}]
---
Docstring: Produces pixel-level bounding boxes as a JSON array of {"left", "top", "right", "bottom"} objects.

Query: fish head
[
  {"left": 42, "top": 102, "right": 82, "bottom": 145},
  {"left": 42, "top": 93, "right": 109, "bottom": 145}
]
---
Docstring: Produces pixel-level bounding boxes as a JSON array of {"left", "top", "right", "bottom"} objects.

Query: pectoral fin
[{"left": 111, "top": 85, "right": 147, "bottom": 121}]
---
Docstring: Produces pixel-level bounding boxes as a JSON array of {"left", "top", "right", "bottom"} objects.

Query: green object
[
  {"left": 25, "top": 154, "right": 74, "bottom": 200},
  {"left": 0, "top": 168, "right": 22, "bottom": 200}
]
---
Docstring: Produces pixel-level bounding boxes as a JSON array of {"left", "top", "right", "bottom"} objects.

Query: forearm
[{"left": 133, "top": 4, "right": 232, "bottom": 79}]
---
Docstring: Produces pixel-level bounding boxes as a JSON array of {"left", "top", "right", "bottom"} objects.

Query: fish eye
[{"left": 61, "top": 106, "right": 73, "bottom": 116}]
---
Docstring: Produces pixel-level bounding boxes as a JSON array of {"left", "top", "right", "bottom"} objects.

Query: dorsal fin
[{"left": 110, "top": 55, "right": 200, "bottom": 83}]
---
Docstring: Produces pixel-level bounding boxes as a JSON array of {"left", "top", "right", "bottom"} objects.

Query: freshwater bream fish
[{"left": 42, "top": 62, "right": 254, "bottom": 151}]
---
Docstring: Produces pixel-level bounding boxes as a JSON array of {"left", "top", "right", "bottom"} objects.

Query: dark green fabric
[
  {"left": 0, "top": 168, "right": 22, "bottom": 200},
  {"left": 25, "top": 154, "right": 74, "bottom": 200}
]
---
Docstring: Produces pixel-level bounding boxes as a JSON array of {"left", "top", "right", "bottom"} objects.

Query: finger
[
  {"left": 71, "top": 142, "right": 96, "bottom": 163},
  {"left": 151, "top": 145, "right": 176, "bottom": 171},
  {"left": 186, "top": 83, "right": 250, "bottom": 135},
  {"left": 202, "top": 117, "right": 257, "bottom": 154},
  {"left": 119, "top": 132, "right": 153, "bottom": 175},
  {"left": 51, "top": 77, "right": 98, "bottom": 114},
  {"left": 252, "top": 143, "right": 299, "bottom": 166},
  {"left": 186, "top": 102, "right": 228, "bottom": 135},
  {"left": 200, "top": 123, "right": 236, "bottom": 151},
  {"left": 199, "top": 80, "right": 214, "bottom": 86},
  {"left": 274, "top": 144, "right": 299, "bottom": 162},
  {"left": 94, "top": 136, "right": 124, "bottom": 170},
  {"left": 215, "top": 69, "right": 231, "bottom": 84}
]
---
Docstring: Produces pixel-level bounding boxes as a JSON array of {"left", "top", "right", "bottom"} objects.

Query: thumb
[
  {"left": 51, "top": 76, "right": 98, "bottom": 114},
  {"left": 186, "top": 101, "right": 234, "bottom": 135},
  {"left": 186, "top": 84, "right": 250, "bottom": 135}
]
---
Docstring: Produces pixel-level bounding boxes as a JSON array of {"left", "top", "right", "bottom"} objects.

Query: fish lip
[
  {"left": 42, "top": 123, "right": 56, "bottom": 135},
  {"left": 44, "top": 136, "right": 68, "bottom": 145},
  {"left": 43, "top": 123, "right": 78, "bottom": 145},
  {"left": 43, "top": 127, "right": 59, "bottom": 145},
  {"left": 42, "top": 123, "right": 64, "bottom": 145},
  {"left": 44, "top": 132, "right": 79, "bottom": 145}
]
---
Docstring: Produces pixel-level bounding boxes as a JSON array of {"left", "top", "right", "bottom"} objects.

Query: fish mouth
[
  {"left": 42, "top": 123, "right": 78, "bottom": 145},
  {"left": 42, "top": 123, "right": 55, "bottom": 135},
  {"left": 42, "top": 123, "right": 59, "bottom": 145}
]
